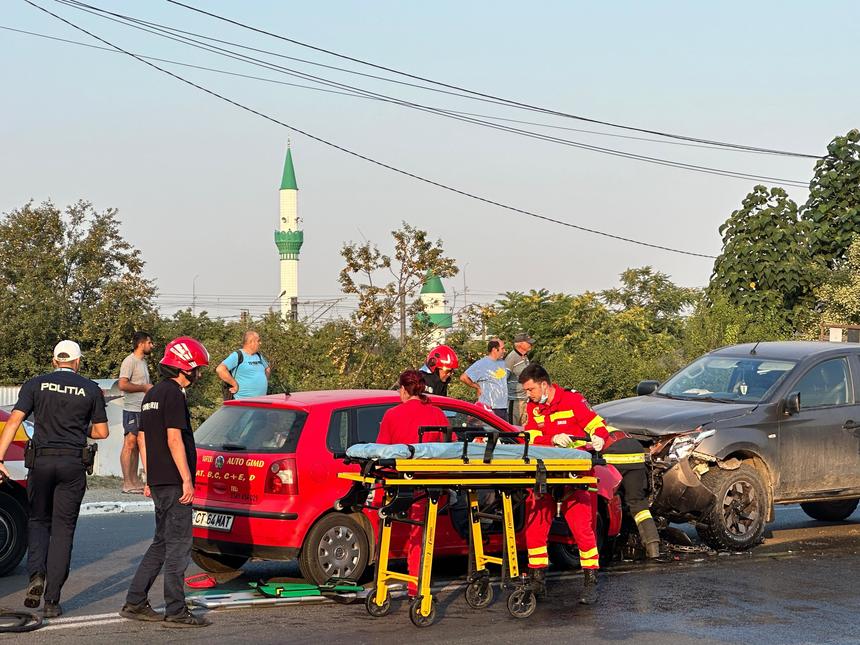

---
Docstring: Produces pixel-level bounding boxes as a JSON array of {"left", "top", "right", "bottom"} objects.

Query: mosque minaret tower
[{"left": 274, "top": 145, "right": 303, "bottom": 319}]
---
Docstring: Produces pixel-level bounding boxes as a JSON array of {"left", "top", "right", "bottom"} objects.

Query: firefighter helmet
[
  {"left": 160, "top": 336, "right": 210, "bottom": 371},
  {"left": 426, "top": 345, "right": 458, "bottom": 371}
]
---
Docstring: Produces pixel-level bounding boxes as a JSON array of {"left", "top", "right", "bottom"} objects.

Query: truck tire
[
  {"left": 547, "top": 507, "right": 607, "bottom": 570},
  {"left": 800, "top": 498, "right": 859, "bottom": 522},
  {"left": 299, "top": 513, "right": 369, "bottom": 585},
  {"left": 190, "top": 548, "right": 248, "bottom": 573},
  {"left": 0, "top": 492, "right": 27, "bottom": 577},
  {"left": 696, "top": 463, "right": 767, "bottom": 551}
]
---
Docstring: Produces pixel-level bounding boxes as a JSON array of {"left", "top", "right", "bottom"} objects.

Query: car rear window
[{"left": 195, "top": 405, "right": 308, "bottom": 453}]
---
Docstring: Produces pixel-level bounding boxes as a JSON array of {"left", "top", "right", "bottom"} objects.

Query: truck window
[{"left": 795, "top": 358, "right": 852, "bottom": 407}]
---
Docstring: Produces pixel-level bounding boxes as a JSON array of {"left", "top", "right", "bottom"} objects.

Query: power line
[
  {"left": 163, "top": 0, "right": 820, "bottom": 159},
  {"left": 25, "top": 0, "right": 718, "bottom": 259},
  {"left": 48, "top": 3, "right": 809, "bottom": 187}
]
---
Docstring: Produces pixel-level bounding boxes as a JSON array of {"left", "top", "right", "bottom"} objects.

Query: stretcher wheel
[
  {"left": 365, "top": 587, "right": 391, "bottom": 617},
  {"left": 409, "top": 596, "right": 437, "bottom": 627},
  {"left": 464, "top": 578, "right": 494, "bottom": 609},
  {"left": 506, "top": 589, "right": 536, "bottom": 619}
]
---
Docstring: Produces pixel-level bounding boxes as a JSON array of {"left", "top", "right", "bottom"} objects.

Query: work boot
[
  {"left": 120, "top": 600, "right": 163, "bottom": 622},
  {"left": 579, "top": 569, "right": 599, "bottom": 605},
  {"left": 528, "top": 567, "right": 547, "bottom": 599},
  {"left": 163, "top": 609, "right": 211, "bottom": 628},
  {"left": 645, "top": 540, "right": 662, "bottom": 560},
  {"left": 43, "top": 602, "right": 63, "bottom": 618},
  {"left": 24, "top": 573, "right": 45, "bottom": 608}
]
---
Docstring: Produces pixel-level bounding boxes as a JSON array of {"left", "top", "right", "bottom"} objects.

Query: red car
[
  {"left": 0, "top": 409, "right": 30, "bottom": 576},
  {"left": 191, "top": 390, "right": 622, "bottom": 584}
]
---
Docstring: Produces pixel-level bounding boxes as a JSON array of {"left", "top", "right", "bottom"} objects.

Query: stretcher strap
[{"left": 534, "top": 459, "right": 547, "bottom": 496}]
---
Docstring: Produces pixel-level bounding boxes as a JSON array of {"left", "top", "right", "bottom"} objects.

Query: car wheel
[
  {"left": 800, "top": 498, "right": 859, "bottom": 522},
  {"left": 547, "top": 506, "right": 606, "bottom": 570},
  {"left": 190, "top": 548, "right": 248, "bottom": 573},
  {"left": 0, "top": 492, "right": 27, "bottom": 577},
  {"left": 696, "top": 463, "right": 767, "bottom": 551},
  {"left": 299, "top": 513, "right": 369, "bottom": 586}
]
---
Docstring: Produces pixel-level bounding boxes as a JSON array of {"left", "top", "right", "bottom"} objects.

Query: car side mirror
[
  {"left": 636, "top": 380, "right": 660, "bottom": 396},
  {"left": 785, "top": 391, "right": 801, "bottom": 415}
]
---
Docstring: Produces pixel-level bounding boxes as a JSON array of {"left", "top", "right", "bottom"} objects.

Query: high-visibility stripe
[
  {"left": 606, "top": 425, "right": 622, "bottom": 434},
  {"left": 571, "top": 439, "right": 589, "bottom": 448},
  {"left": 580, "top": 558, "right": 599, "bottom": 568},
  {"left": 634, "top": 509, "right": 653, "bottom": 525},
  {"left": 528, "top": 557, "right": 549, "bottom": 566},
  {"left": 603, "top": 453, "right": 646, "bottom": 465},
  {"left": 528, "top": 547, "right": 548, "bottom": 556},
  {"left": 579, "top": 547, "right": 599, "bottom": 559},
  {"left": 583, "top": 415, "right": 605, "bottom": 434},
  {"left": 526, "top": 429, "right": 543, "bottom": 442},
  {"left": 549, "top": 410, "right": 574, "bottom": 422}
]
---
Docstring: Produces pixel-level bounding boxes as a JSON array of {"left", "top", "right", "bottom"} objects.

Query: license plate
[{"left": 193, "top": 510, "right": 234, "bottom": 532}]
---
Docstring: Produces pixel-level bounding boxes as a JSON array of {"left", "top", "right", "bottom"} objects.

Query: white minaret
[
  {"left": 419, "top": 273, "right": 453, "bottom": 347},
  {"left": 274, "top": 145, "right": 303, "bottom": 319}
]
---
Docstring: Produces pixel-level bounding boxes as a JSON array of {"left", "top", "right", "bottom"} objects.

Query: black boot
[
  {"left": 579, "top": 569, "right": 599, "bottom": 605},
  {"left": 528, "top": 567, "right": 547, "bottom": 599},
  {"left": 637, "top": 518, "right": 662, "bottom": 560},
  {"left": 645, "top": 540, "right": 661, "bottom": 559}
]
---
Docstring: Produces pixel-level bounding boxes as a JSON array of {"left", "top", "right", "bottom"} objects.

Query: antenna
[{"left": 750, "top": 340, "right": 761, "bottom": 356}]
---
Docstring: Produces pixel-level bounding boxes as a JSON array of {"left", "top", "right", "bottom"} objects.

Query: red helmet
[
  {"left": 160, "top": 336, "right": 210, "bottom": 371},
  {"left": 426, "top": 345, "right": 458, "bottom": 371}
]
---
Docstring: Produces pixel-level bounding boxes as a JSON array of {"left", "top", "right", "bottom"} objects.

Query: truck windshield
[{"left": 657, "top": 356, "right": 796, "bottom": 403}]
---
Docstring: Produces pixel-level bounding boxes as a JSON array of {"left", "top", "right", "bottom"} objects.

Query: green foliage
[
  {"left": 816, "top": 236, "right": 860, "bottom": 325},
  {"left": 601, "top": 266, "right": 698, "bottom": 336},
  {"left": 708, "top": 185, "right": 820, "bottom": 323},
  {"left": 803, "top": 129, "right": 860, "bottom": 265}
]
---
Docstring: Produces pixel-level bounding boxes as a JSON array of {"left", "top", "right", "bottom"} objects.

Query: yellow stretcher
[{"left": 335, "top": 428, "right": 601, "bottom": 627}]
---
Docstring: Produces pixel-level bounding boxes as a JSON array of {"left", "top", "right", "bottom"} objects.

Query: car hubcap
[
  {"left": 722, "top": 480, "right": 758, "bottom": 536},
  {"left": 318, "top": 525, "right": 360, "bottom": 577}
]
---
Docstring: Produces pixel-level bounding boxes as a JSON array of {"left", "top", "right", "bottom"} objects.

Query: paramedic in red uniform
[
  {"left": 376, "top": 370, "right": 449, "bottom": 596},
  {"left": 519, "top": 363, "right": 606, "bottom": 605}
]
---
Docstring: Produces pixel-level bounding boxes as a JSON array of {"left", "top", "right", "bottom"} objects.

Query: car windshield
[
  {"left": 657, "top": 356, "right": 796, "bottom": 403},
  {"left": 195, "top": 405, "right": 308, "bottom": 453}
]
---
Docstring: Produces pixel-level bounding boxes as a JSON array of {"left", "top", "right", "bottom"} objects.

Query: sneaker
[
  {"left": 24, "top": 573, "right": 45, "bottom": 609},
  {"left": 120, "top": 600, "right": 163, "bottom": 622},
  {"left": 43, "top": 602, "right": 63, "bottom": 618},
  {"left": 163, "top": 609, "right": 211, "bottom": 628}
]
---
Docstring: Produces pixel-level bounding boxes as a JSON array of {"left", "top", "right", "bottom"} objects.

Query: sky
[{"left": 2, "top": 1, "right": 858, "bottom": 321}]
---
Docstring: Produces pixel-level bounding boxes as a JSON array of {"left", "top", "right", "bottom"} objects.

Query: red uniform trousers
[
  {"left": 405, "top": 498, "right": 426, "bottom": 596},
  {"left": 524, "top": 487, "right": 600, "bottom": 570}
]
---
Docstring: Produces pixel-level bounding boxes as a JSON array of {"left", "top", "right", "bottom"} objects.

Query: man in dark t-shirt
[
  {"left": 0, "top": 340, "right": 109, "bottom": 618},
  {"left": 121, "top": 336, "right": 211, "bottom": 629}
]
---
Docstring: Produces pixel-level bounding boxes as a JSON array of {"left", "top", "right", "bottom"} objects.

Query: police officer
[{"left": 0, "top": 340, "right": 109, "bottom": 618}]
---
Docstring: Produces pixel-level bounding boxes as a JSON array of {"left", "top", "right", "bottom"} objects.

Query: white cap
[{"left": 53, "top": 340, "right": 82, "bottom": 361}]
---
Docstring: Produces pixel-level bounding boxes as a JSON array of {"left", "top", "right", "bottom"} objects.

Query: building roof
[
  {"left": 280, "top": 147, "right": 298, "bottom": 190},
  {"left": 420, "top": 273, "right": 445, "bottom": 294}
]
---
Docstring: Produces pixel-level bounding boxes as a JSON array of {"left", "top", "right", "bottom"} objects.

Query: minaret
[
  {"left": 419, "top": 273, "right": 453, "bottom": 347},
  {"left": 274, "top": 145, "right": 303, "bottom": 319}
]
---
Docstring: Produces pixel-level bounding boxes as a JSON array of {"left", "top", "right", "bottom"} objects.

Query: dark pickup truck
[{"left": 595, "top": 341, "right": 860, "bottom": 550}]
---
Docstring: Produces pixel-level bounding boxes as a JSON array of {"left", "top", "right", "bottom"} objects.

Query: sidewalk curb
[{"left": 80, "top": 500, "right": 154, "bottom": 515}]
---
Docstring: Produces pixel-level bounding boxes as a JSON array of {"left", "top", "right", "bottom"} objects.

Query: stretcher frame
[{"left": 336, "top": 428, "right": 600, "bottom": 627}]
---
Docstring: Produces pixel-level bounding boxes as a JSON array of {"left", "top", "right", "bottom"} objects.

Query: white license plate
[{"left": 193, "top": 510, "right": 234, "bottom": 532}]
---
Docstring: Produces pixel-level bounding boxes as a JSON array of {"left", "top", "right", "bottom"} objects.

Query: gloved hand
[
  {"left": 551, "top": 433, "right": 574, "bottom": 448},
  {"left": 590, "top": 435, "right": 605, "bottom": 452}
]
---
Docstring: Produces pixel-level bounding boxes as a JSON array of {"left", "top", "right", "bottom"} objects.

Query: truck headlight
[{"left": 667, "top": 428, "right": 716, "bottom": 462}]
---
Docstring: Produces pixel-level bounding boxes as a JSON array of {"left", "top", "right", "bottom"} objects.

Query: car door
[{"left": 778, "top": 356, "right": 860, "bottom": 497}]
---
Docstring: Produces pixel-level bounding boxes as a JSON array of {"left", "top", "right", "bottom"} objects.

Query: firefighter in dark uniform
[{"left": 0, "top": 340, "right": 109, "bottom": 618}]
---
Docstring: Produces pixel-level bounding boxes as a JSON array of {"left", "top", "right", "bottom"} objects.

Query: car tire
[
  {"left": 696, "top": 463, "right": 767, "bottom": 551},
  {"left": 547, "top": 505, "right": 607, "bottom": 570},
  {"left": 800, "top": 498, "right": 859, "bottom": 522},
  {"left": 299, "top": 513, "right": 369, "bottom": 586},
  {"left": 190, "top": 548, "right": 248, "bottom": 573},
  {"left": 0, "top": 492, "right": 27, "bottom": 577}
]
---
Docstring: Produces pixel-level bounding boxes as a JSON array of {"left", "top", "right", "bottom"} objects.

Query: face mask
[{"left": 538, "top": 384, "right": 549, "bottom": 404}]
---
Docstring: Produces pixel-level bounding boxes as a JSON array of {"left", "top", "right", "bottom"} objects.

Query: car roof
[
  {"left": 710, "top": 341, "right": 860, "bottom": 361},
  {"left": 226, "top": 389, "right": 402, "bottom": 408}
]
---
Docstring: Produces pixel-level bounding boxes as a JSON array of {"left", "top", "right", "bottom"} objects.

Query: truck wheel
[
  {"left": 547, "top": 507, "right": 606, "bottom": 569},
  {"left": 800, "top": 498, "right": 859, "bottom": 522},
  {"left": 0, "top": 492, "right": 27, "bottom": 577},
  {"left": 190, "top": 548, "right": 248, "bottom": 573},
  {"left": 299, "top": 513, "right": 369, "bottom": 586},
  {"left": 696, "top": 463, "right": 767, "bottom": 551}
]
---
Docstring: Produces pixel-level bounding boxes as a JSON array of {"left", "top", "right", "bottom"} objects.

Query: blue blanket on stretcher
[{"left": 345, "top": 442, "right": 591, "bottom": 462}]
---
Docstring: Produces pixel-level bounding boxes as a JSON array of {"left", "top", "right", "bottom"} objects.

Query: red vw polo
[{"left": 191, "top": 390, "right": 622, "bottom": 584}]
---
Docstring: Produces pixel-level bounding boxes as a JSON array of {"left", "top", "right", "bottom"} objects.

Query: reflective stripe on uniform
[
  {"left": 580, "top": 558, "right": 599, "bottom": 568},
  {"left": 528, "top": 546, "right": 549, "bottom": 567},
  {"left": 579, "top": 547, "right": 598, "bottom": 560},
  {"left": 528, "top": 547, "right": 548, "bottom": 555},
  {"left": 549, "top": 410, "right": 574, "bottom": 422},
  {"left": 583, "top": 415, "right": 605, "bottom": 434},
  {"left": 572, "top": 439, "right": 589, "bottom": 448},
  {"left": 526, "top": 429, "right": 543, "bottom": 442},
  {"left": 634, "top": 509, "right": 653, "bottom": 525},
  {"left": 533, "top": 414, "right": 545, "bottom": 423},
  {"left": 603, "top": 453, "right": 646, "bottom": 465}
]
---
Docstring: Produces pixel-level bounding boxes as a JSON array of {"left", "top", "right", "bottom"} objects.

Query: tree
[
  {"left": 815, "top": 236, "right": 860, "bottom": 326},
  {"left": 803, "top": 129, "right": 860, "bottom": 265},
  {"left": 0, "top": 201, "right": 157, "bottom": 382},
  {"left": 601, "top": 267, "right": 698, "bottom": 336},
  {"left": 708, "top": 185, "right": 820, "bottom": 323}
]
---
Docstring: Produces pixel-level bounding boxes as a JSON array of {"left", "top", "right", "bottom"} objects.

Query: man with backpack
[{"left": 215, "top": 331, "right": 270, "bottom": 399}]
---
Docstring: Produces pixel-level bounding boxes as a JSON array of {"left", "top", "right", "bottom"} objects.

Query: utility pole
[
  {"left": 192, "top": 274, "right": 200, "bottom": 315},
  {"left": 290, "top": 296, "right": 298, "bottom": 322}
]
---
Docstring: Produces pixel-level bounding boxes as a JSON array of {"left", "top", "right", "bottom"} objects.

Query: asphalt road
[{"left": 1, "top": 506, "right": 859, "bottom": 643}]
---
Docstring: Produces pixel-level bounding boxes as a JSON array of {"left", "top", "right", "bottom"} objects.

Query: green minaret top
[
  {"left": 420, "top": 272, "right": 445, "bottom": 295},
  {"left": 280, "top": 146, "right": 298, "bottom": 190}
]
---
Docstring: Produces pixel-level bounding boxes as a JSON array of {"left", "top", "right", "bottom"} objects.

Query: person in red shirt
[
  {"left": 376, "top": 370, "right": 449, "bottom": 594},
  {"left": 519, "top": 363, "right": 605, "bottom": 605}
]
